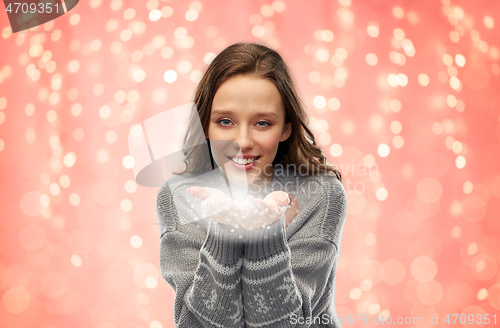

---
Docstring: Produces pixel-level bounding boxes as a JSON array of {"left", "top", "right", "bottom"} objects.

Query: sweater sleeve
[
  {"left": 240, "top": 177, "right": 347, "bottom": 328},
  {"left": 157, "top": 182, "right": 246, "bottom": 328}
]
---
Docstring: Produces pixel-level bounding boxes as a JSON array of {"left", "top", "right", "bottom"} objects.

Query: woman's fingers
[
  {"left": 187, "top": 186, "right": 214, "bottom": 200},
  {"left": 264, "top": 191, "right": 289, "bottom": 207}
]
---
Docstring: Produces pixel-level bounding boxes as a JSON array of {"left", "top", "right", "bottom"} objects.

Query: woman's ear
[{"left": 280, "top": 122, "right": 292, "bottom": 142}]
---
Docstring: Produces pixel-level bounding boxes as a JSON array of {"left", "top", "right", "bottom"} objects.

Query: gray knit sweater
[{"left": 157, "top": 166, "right": 347, "bottom": 328}]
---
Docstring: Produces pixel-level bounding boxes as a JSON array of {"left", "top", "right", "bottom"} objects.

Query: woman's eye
[
  {"left": 256, "top": 121, "right": 271, "bottom": 127},
  {"left": 218, "top": 119, "right": 232, "bottom": 126}
]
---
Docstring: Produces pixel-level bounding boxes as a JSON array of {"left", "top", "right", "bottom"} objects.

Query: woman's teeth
[{"left": 230, "top": 157, "right": 258, "bottom": 165}]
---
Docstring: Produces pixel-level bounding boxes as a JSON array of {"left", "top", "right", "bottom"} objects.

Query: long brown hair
[{"left": 175, "top": 43, "right": 342, "bottom": 182}]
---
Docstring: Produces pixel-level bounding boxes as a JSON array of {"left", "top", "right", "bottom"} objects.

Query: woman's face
[{"left": 208, "top": 74, "right": 291, "bottom": 188}]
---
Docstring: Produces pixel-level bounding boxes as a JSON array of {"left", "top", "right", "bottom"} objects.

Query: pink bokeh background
[{"left": 1, "top": 0, "right": 500, "bottom": 327}]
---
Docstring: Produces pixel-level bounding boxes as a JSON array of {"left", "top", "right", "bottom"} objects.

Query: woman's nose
[{"left": 233, "top": 129, "right": 253, "bottom": 150}]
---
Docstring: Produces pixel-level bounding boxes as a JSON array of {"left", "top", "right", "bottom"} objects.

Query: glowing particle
[
  {"left": 329, "top": 144, "right": 342, "bottom": 157},
  {"left": 393, "top": 135, "right": 404, "bottom": 149},
  {"left": 376, "top": 187, "right": 388, "bottom": 201},
  {"left": 313, "top": 95, "right": 326, "bottom": 109},
  {"left": 2, "top": 26, "right": 12, "bottom": 39},
  {"left": 63, "top": 152, "right": 77, "bottom": 168},
  {"left": 73, "top": 128, "right": 84, "bottom": 141},
  {"left": 393, "top": 28, "right": 405, "bottom": 40},
  {"left": 121, "top": 199, "right": 133, "bottom": 212},
  {"left": 320, "top": 30, "right": 334, "bottom": 42},
  {"left": 484, "top": 16, "right": 494, "bottom": 29},
  {"left": 432, "top": 122, "right": 443, "bottom": 135},
  {"left": 110, "top": 0, "right": 122, "bottom": 11},
  {"left": 316, "top": 49, "right": 329, "bottom": 62},
  {"left": 328, "top": 98, "right": 340, "bottom": 111},
  {"left": 272, "top": 1, "right": 285, "bottom": 12},
  {"left": 150, "top": 320, "right": 163, "bottom": 328},
  {"left": 185, "top": 9, "right": 199, "bottom": 22},
  {"left": 174, "top": 27, "right": 188, "bottom": 39},
  {"left": 120, "top": 29, "right": 133, "bottom": 42},
  {"left": 124, "top": 8, "right": 136, "bottom": 20},
  {"left": 71, "top": 254, "right": 82, "bottom": 267},
  {"left": 145, "top": 277, "right": 158, "bottom": 289},
  {"left": 99, "top": 105, "right": 111, "bottom": 119},
  {"left": 442, "top": 54, "right": 453, "bottom": 67},
  {"left": 453, "top": 7, "right": 464, "bottom": 20},
  {"left": 69, "top": 14, "right": 80, "bottom": 26},
  {"left": 449, "top": 31, "right": 459, "bottom": 43},
  {"left": 178, "top": 60, "right": 192, "bottom": 73},
  {"left": 387, "top": 74, "right": 399, "bottom": 87},
  {"left": 96, "top": 149, "right": 109, "bottom": 164},
  {"left": 161, "top": 6, "right": 173, "bottom": 18},
  {"left": 161, "top": 47, "right": 174, "bottom": 59},
  {"left": 367, "top": 23, "right": 379, "bottom": 37},
  {"left": 378, "top": 144, "right": 390, "bottom": 157},
  {"left": 46, "top": 110, "right": 57, "bottom": 123},
  {"left": 451, "top": 226, "right": 461, "bottom": 238},
  {"left": 125, "top": 180, "right": 137, "bottom": 193},
  {"left": 389, "top": 99, "right": 402, "bottom": 113},
  {"left": 456, "top": 155, "right": 466, "bottom": 169},
  {"left": 3, "top": 287, "right": 30, "bottom": 313},
  {"left": 390, "top": 121, "right": 402, "bottom": 134},
  {"left": 418, "top": 73, "right": 430, "bottom": 86},
  {"left": 68, "top": 59, "right": 80, "bottom": 73},
  {"left": 349, "top": 288, "right": 362, "bottom": 300},
  {"left": 133, "top": 69, "right": 146, "bottom": 82},
  {"left": 449, "top": 76, "right": 461, "bottom": 90},
  {"left": 69, "top": 193, "right": 80, "bottom": 206},
  {"left": 397, "top": 73, "right": 408, "bottom": 86},
  {"left": 149, "top": 9, "right": 162, "bottom": 22},
  {"left": 164, "top": 70, "right": 177, "bottom": 83},
  {"left": 335, "top": 47, "right": 348, "bottom": 60},
  {"left": 106, "top": 19, "right": 119, "bottom": 32},
  {"left": 130, "top": 235, "right": 143, "bottom": 248},
  {"left": 366, "top": 53, "right": 378, "bottom": 66},
  {"left": 71, "top": 103, "right": 83, "bottom": 116},
  {"left": 105, "top": 130, "right": 118, "bottom": 144},
  {"left": 261, "top": 4, "right": 274, "bottom": 17},
  {"left": 411, "top": 256, "right": 437, "bottom": 282},
  {"left": 252, "top": 25, "right": 265, "bottom": 38},
  {"left": 446, "top": 94, "right": 457, "bottom": 108},
  {"left": 392, "top": 6, "right": 404, "bottom": 19},
  {"left": 308, "top": 71, "right": 321, "bottom": 84},
  {"left": 123, "top": 155, "right": 135, "bottom": 169},
  {"left": 479, "top": 40, "right": 489, "bottom": 52},
  {"left": 60, "top": 175, "right": 70, "bottom": 188},
  {"left": 315, "top": 119, "right": 329, "bottom": 133},
  {"left": 477, "top": 288, "right": 488, "bottom": 301}
]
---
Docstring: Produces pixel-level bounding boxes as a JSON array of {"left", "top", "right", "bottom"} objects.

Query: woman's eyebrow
[{"left": 212, "top": 109, "right": 279, "bottom": 118}]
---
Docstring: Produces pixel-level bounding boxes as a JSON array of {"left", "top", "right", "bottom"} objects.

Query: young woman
[{"left": 156, "top": 43, "right": 347, "bottom": 328}]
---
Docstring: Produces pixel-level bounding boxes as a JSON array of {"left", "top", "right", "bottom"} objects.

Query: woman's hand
[
  {"left": 187, "top": 186, "right": 238, "bottom": 225},
  {"left": 262, "top": 191, "right": 300, "bottom": 229},
  {"left": 188, "top": 187, "right": 300, "bottom": 230}
]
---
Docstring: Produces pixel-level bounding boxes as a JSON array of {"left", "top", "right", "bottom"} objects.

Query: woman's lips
[{"left": 227, "top": 156, "right": 260, "bottom": 170}]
